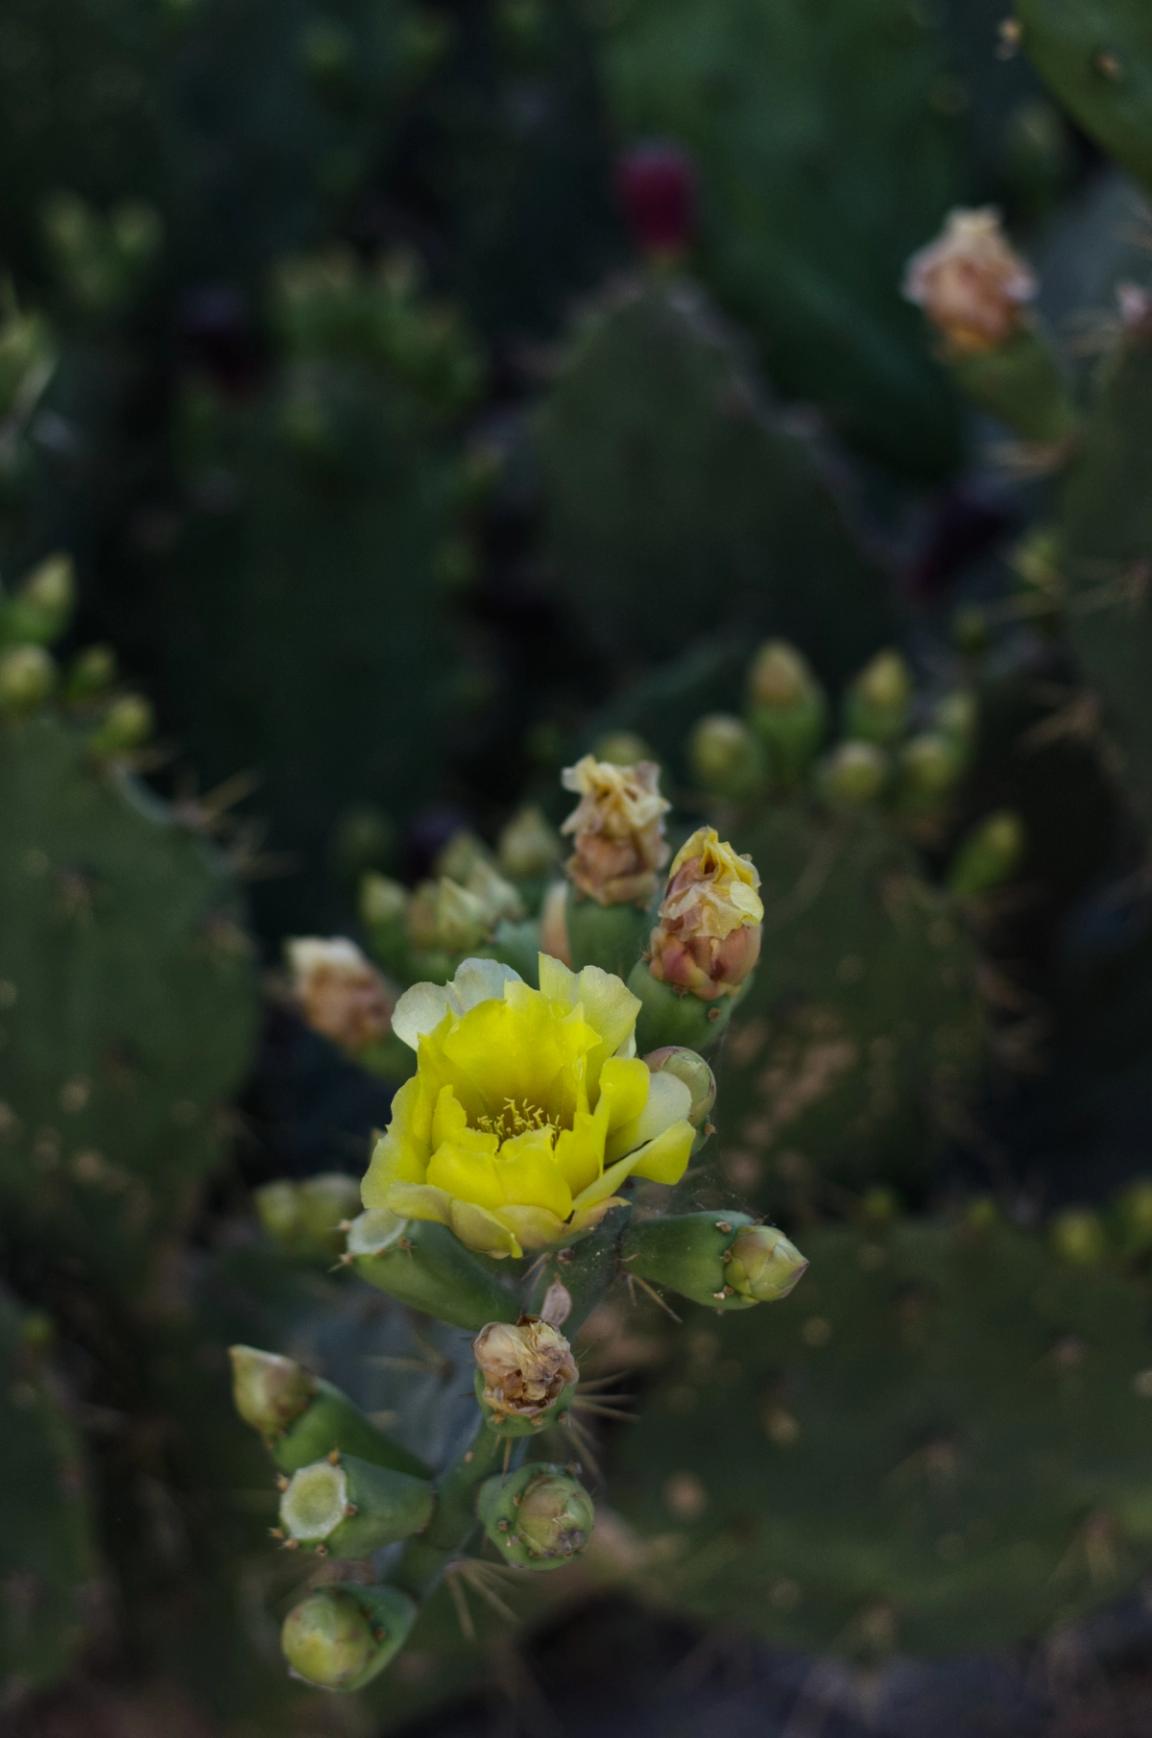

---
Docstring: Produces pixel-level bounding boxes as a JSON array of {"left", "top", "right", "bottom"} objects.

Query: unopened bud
[
  {"left": 561, "top": 755, "right": 670, "bottom": 907},
  {"left": 435, "top": 829, "right": 492, "bottom": 884},
  {"left": 594, "top": 730, "right": 652, "bottom": 767},
  {"left": 497, "top": 805, "right": 561, "bottom": 880},
  {"left": 644, "top": 1047, "right": 716, "bottom": 1129},
  {"left": 281, "top": 1586, "right": 417, "bottom": 1692},
  {"left": 229, "top": 1346, "right": 316, "bottom": 1437},
  {"left": 947, "top": 810, "right": 1025, "bottom": 898},
  {"left": 66, "top": 643, "right": 118, "bottom": 702},
  {"left": 898, "top": 732, "right": 963, "bottom": 821},
  {"left": 1051, "top": 1209, "right": 1106, "bottom": 1268},
  {"left": 817, "top": 741, "right": 888, "bottom": 809},
  {"left": 407, "top": 876, "right": 491, "bottom": 954},
  {"left": 255, "top": 1174, "right": 363, "bottom": 1259},
  {"left": 0, "top": 645, "right": 55, "bottom": 715},
  {"left": 616, "top": 141, "right": 697, "bottom": 263},
  {"left": 844, "top": 652, "right": 912, "bottom": 747},
  {"left": 647, "top": 827, "right": 762, "bottom": 1003},
  {"left": 464, "top": 857, "right": 525, "bottom": 927},
  {"left": 688, "top": 714, "right": 763, "bottom": 801},
  {"left": 6, "top": 554, "right": 75, "bottom": 644},
  {"left": 359, "top": 873, "right": 408, "bottom": 929},
  {"left": 933, "top": 690, "right": 977, "bottom": 751},
  {"left": 621, "top": 1211, "right": 807, "bottom": 1311},
  {"left": 746, "top": 641, "right": 828, "bottom": 786},
  {"left": 904, "top": 208, "right": 1036, "bottom": 355},
  {"left": 473, "top": 1318, "right": 578, "bottom": 1436},
  {"left": 287, "top": 937, "right": 394, "bottom": 1053},
  {"left": 478, "top": 1463, "right": 595, "bottom": 1570},
  {"left": 88, "top": 693, "right": 154, "bottom": 758},
  {"left": 229, "top": 1344, "right": 429, "bottom": 1477}
]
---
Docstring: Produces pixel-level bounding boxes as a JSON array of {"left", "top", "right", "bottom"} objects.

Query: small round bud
[
  {"left": 725, "top": 1225, "right": 809, "bottom": 1303},
  {"left": 644, "top": 1047, "right": 716, "bottom": 1129},
  {"left": 593, "top": 731, "right": 651, "bottom": 767},
  {"left": 359, "top": 873, "right": 408, "bottom": 928},
  {"left": 479, "top": 1463, "right": 595, "bottom": 1569},
  {"left": 947, "top": 810, "right": 1025, "bottom": 898},
  {"left": 88, "top": 694, "right": 154, "bottom": 758},
  {"left": 474, "top": 1319, "right": 578, "bottom": 1436},
  {"left": 7, "top": 554, "right": 75, "bottom": 643},
  {"left": 817, "top": 741, "right": 888, "bottom": 809},
  {"left": 281, "top": 1586, "right": 417, "bottom": 1692},
  {"left": 748, "top": 641, "right": 815, "bottom": 710},
  {"left": 497, "top": 806, "right": 561, "bottom": 879},
  {"left": 229, "top": 1346, "right": 316, "bottom": 1437},
  {"left": 435, "top": 829, "right": 492, "bottom": 884},
  {"left": 688, "top": 714, "right": 763, "bottom": 801},
  {"left": 255, "top": 1174, "right": 363, "bottom": 1259},
  {"left": 67, "top": 643, "right": 118, "bottom": 701},
  {"left": 844, "top": 652, "right": 912, "bottom": 746},
  {"left": 1051, "top": 1209, "right": 1107, "bottom": 1268},
  {"left": 407, "top": 877, "right": 491, "bottom": 953},
  {"left": 0, "top": 645, "right": 55, "bottom": 715}
]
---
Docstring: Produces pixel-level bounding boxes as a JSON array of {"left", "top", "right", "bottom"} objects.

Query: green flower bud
[
  {"left": 843, "top": 652, "right": 912, "bottom": 747},
  {"left": 933, "top": 689, "right": 977, "bottom": 751},
  {"left": 347, "top": 1209, "right": 519, "bottom": 1332},
  {"left": 281, "top": 1585, "right": 417, "bottom": 1692},
  {"left": 473, "top": 1319, "right": 578, "bottom": 1437},
  {"left": 229, "top": 1346, "right": 429, "bottom": 1478},
  {"left": 407, "top": 877, "right": 491, "bottom": 953},
  {"left": 817, "top": 741, "right": 888, "bottom": 809},
  {"left": 621, "top": 1211, "right": 808, "bottom": 1310},
  {"left": 594, "top": 730, "right": 652, "bottom": 767},
  {"left": 688, "top": 714, "right": 764, "bottom": 801},
  {"left": 478, "top": 1463, "right": 595, "bottom": 1570},
  {"left": 66, "top": 644, "right": 118, "bottom": 702},
  {"left": 435, "top": 829, "right": 492, "bottom": 884},
  {"left": 464, "top": 857, "right": 525, "bottom": 927},
  {"left": 0, "top": 645, "right": 55, "bottom": 715},
  {"left": 947, "top": 810, "right": 1025, "bottom": 897},
  {"left": 255, "top": 1174, "right": 362, "bottom": 1259},
  {"left": 360, "top": 874, "right": 408, "bottom": 928},
  {"left": 1051, "top": 1209, "right": 1107, "bottom": 1268},
  {"left": 5, "top": 554, "right": 75, "bottom": 644},
  {"left": 279, "top": 1453, "right": 434, "bottom": 1557},
  {"left": 88, "top": 694, "right": 154, "bottom": 759},
  {"left": 897, "top": 732, "right": 963, "bottom": 822},
  {"left": 644, "top": 1047, "right": 716, "bottom": 1130},
  {"left": 746, "top": 641, "right": 828, "bottom": 786},
  {"left": 497, "top": 806, "right": 562, "bottom": 880}
]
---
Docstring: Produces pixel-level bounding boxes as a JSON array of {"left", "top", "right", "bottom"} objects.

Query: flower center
[{"left": 475, "top": 1097, "right": 555, "bottom": 1143}]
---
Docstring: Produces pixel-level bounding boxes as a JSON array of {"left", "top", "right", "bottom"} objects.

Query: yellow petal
[
  {"left": 496, "top": 1203, "right": 570, "bottom": 1250},
  {"left": 604, "top": 1070, "right": 692, "bottom": 1164},
  {"left": 597, "top": 1056, "right": 651, "bottom": 1131},
  {"left": 538, "top": 954, "right": 641, "bottom": 1061},
  {"left": 432, "top": 1084, "right": 468, "bottom": 1147},
  {"left": 449, "top": 1199, "right": 522, "bottom": 1259},
  {"left": 380, "top": 1182, "right": 453, "bottom": 1226},
  {"left": 572, "top": 1118, "right": 693, "bottom": 1212},
  {"left": 392, "top": 958, "right": 523, "bottom": 1049},
  {"left": 495, "top": 1128, "right": 573, "bottom": 1219},
  {"left": 553, "top": 1107, "right": 608, "bottom": 1197},
  {"left": 427, "top": 1130, "right": 504, "bottom": 1210}
]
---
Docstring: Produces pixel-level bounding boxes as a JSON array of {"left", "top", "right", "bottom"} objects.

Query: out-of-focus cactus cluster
[{"left": 8, "top": 2, "right": 1152, "bottom": 1733}]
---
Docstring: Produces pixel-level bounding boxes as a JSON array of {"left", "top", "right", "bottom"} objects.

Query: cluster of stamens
[{"left": 475, "top": 1097, "right": 555, "bottom": 1142}]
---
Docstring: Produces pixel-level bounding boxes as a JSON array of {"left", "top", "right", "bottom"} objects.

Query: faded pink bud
[
  {"left": 648, "top": 827, "right": 763, "bottom": 1002},
  {"left": 287, "top": 937, "right": 394, "bottom": 1053},
  {"left": 616, "top": 141, "right": 698, "bottom": 260},
  {"left": 904, "top": 208, "right": 1035, "bottom": 355},
  {"left": 560, "top": 755, "right": 670, "bottom": 907},
  {"left": 473, "top": 1319, "right": 578, "bottom": 1426}
]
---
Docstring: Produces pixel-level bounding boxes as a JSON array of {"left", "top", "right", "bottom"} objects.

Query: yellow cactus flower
[
  {"left": 560, "top": 755, "right": 670, "bottom": 907},
  {"left": 361, "top": 955, "right": 695, "bottom": 1258},
  {"left": 648, "top": 827, "right": 764, "bottom": 1001}
]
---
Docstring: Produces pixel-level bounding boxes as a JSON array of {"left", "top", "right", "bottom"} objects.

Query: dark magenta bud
[{"left": 616, "top": 142, "right": 697, "bottom": 261}]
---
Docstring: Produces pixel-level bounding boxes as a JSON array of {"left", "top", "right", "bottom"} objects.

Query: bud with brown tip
[
  {"left": 478, "top": 1463, "right": 595, "bottom": 1570},
  {"left": 473, "top": 1318, "right": 578, "bottom": 1437}
]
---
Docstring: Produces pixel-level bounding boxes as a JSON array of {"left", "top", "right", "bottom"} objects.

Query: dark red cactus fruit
[{"left": 615, "top": 141, "right": 698, "bottom": 261}]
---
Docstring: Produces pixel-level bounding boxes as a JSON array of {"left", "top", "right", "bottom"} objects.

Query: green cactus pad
[
  {"left": 611, "top": 1217, "right": 1152, "bottom": 1654},
  {"left": 1019, "top": 0, "right": 1152, "bottom": 196}
]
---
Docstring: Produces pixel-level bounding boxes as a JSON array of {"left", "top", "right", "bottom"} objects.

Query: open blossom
[
  {"left": 474, "top": 1319, "right": 578, "bottom": 1426},
  {"left": 361, "top": 955, "right": 695, "bottom": 1258},
  {"left": 648, "top": 827, "right": 763, "bottom": 1002},
  {"left": 560, "top": 755, "right": 670, "bottom": 907},
  {"left": 903, "top": 208, "right": 1035, "bottom": 355},
  {"left": 287, "top": 938, "right": 393, "bottom": 1052}
]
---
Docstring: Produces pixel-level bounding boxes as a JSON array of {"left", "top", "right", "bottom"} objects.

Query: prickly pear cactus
[
  {"left": 0, "top": 649, "right": 258, "bottom": 1284},
  {"left": 1018, "top": 0, "right": 1152, "bottom": 196},
  {"left": 713, "top": 808, "right": 982, "bottom": 1201},
  {"left": 597, "top": 0, "right": 967, "bottom": 472},
  {"left": 609, "top": 1212, "right": 1152, "bottom": 1655},
  {"left": 0, "top": 1292, "right": 101, "bottom": 1708},
  {"left": 534, "top": 279, "right": 895, "bottom": 678}
]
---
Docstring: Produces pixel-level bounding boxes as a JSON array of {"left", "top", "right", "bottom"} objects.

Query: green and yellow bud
[
  {"left": 621, "top": 1211, "right": 808, "bottom": 1311},
  {"left": 0, "top": 645, "right": 55, "bottom": 715},
  {"left": 435, "top": 828, "right": 492, "bottom": 884},
  {"left": 464, "top": 857, "right": 525, "bottom": 928},
  {"left": 746, "top": 641, "right": 828, "bottom": 785},
  {"left": 407, "top": 877, "right": 491, "bottom": 954},
  {"left": 843, "top": 652, "right": 912, "bottom": 747},
  {"left": 478, "top": 1462, "right": 595, "bottom": 1570},
  {"left": 817, "top": 741, "right": 888, "bottom": 808},
  {"left": 897, "top": 732, "right": 963, "bottom": 823},
  {"left": 229, "top": 1346, "right": 429, "bottom": 1478},
  {"left": 255, "top": 1174, "right": 362, "bottom": 1260},
  {"left": 947, "top": 810, "right": 1025, "bottom": 898},
  {"left": 1050, "top": 1209, "right": 1107, "bottom": 1268},
  {"left": 360, "top": 873, "right": 409, "bottom": 930},
  {"left": 66, "top": 643, "right": 118, "bottom": 703},
  {"left": 688, "top": 714, "right": 764, "bottom": 801},
  {"left": 644, "top": 1047, "right": 716, "bottom": 1130},
  {"left": 347, "top": 1209, "right": 519, "bottom": 1331},
  {"left": 560, "top": 754, "right": 670, "bottom": 908},
  {"left": 286, "top": 937, "right": 394, "bottom": 1054},
  {"left": 647, "top": 827, "right": 762, "bottom": 1004},
  {"left": 281, "top": 1585, "right": 417, "bottom": 1692},
  {"left": 473, "top": 1318, "right": 578, "bottom": 1437},
  {"left": 594, "top": 730, "right": 651, "bottom": 767},
  {"left": 279, "top": 1453, "right": 434, "bottom": 1557},
  {"left": 87, "top": 693, "right": 155, "bottom": 758},
  {"left": 6, "top": 555, "right": 75, "bottom": 645},
  {"left": 497, "top": 806, "right": 562, "bottom": 880}
]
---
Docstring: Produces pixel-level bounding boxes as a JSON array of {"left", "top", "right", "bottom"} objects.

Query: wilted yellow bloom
[
  {"left": 904, "top": 208, "right": 1035, "bottom": 355},
  {"left": 287, "top": 938, "right": 393, "bottom": 1052},
  {"left": 560, "top": 755, "right": 670, "bottom": 907},
  {"left": 648, "top": 828, "right": 763, "bottom": 1002},
  {"left": 361, "top": 955, "right": 695, "bottom": 1258}
]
